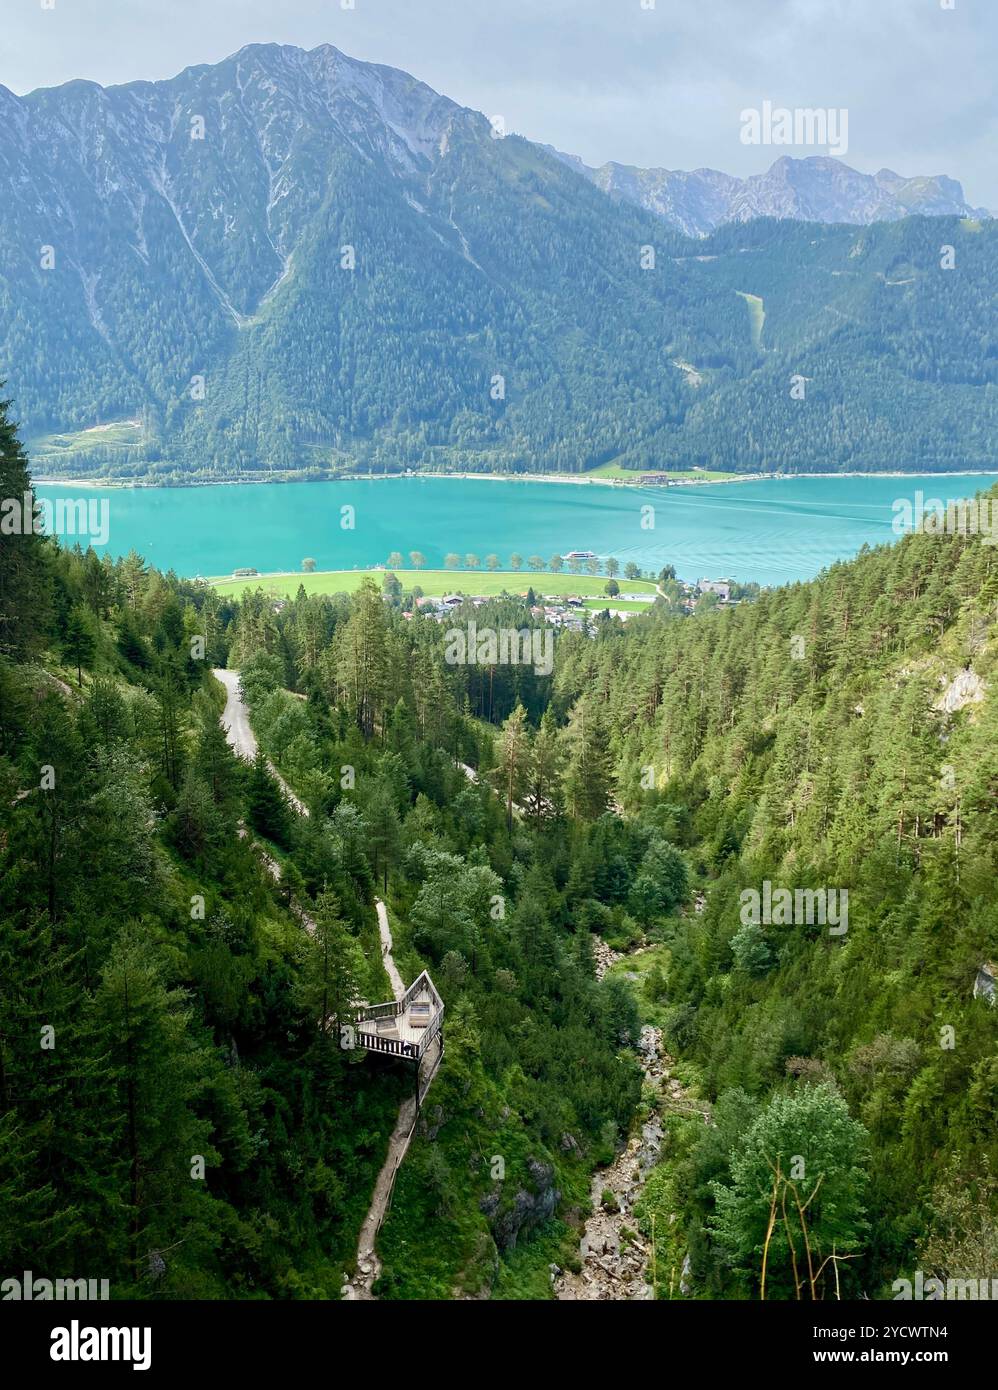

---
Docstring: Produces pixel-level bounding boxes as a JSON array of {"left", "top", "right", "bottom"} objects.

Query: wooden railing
[
  {"left": 354, "top": 968, "right": 444, "bottom": 1063},
  {"left": 419, "top": 1010, "right": 444, "bottom": 1054},
  {"left": 400, "top": 977, "right": 422, "bottom": 1009},
  {"left": 356, "top": 1012, "right": 444, "bottom": 1062},
  {"left": 356, "top": 975, "right": 438, "bottom": 1026},
  {"left": 356, "top": 1030, "right": 420, "bottom": 1059},
  {"left": 401, "top": 971, "right": 442, "bottom": 1012},
  {"left": 359, "top": 999, "right": 403, "bottom": 1021}
]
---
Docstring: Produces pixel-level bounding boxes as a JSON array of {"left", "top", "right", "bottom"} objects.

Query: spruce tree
[
  {"left": 62, "top": 605, "right": 97, "bottom": 685},
  {"left": 246, "top": 747, "right": 289, "bottom": 844},
  {"left": 0, "top": 391, "right": 48, "bottom": 658}
]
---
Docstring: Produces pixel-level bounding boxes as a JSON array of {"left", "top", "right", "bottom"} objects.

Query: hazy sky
[{"left": 3, "top": 0, "right": 995, "bottom": 207}]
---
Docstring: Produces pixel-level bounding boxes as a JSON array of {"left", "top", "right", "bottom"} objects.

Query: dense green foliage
[
  {"left": 1, "top": 404, "right": 647, "bottom": 1297},
  {"left": 549, "top": 509, "right": 998, "bottom": 1296}
]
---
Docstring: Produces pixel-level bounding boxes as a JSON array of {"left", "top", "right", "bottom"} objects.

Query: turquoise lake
[{"left": 33, "top": 474, "right": 998, "bottom": 586}]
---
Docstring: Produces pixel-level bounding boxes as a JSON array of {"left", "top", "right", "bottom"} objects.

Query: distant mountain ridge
[
  {"left": 0, "top": 42, "right": 995, "bottom": 480},
  {"left": 551, "top": 151, "right": 992, "bottom": 237}
]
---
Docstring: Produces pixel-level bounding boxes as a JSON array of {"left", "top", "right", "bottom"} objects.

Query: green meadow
[{"left": 210, "top": 567, "right": 659, "bottom": 599}]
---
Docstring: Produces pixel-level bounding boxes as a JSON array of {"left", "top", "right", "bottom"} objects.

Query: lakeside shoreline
[
  {"left": 31, "top": 468, "right": 998, "bottom": 491},
  {"left": 29, "top": 470, "right": 998, "bottom": 588}
]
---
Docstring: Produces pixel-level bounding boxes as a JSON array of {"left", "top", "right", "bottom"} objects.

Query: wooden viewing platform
[{"left": 355, "top": 971, "right": 444, "bottom": 1063}]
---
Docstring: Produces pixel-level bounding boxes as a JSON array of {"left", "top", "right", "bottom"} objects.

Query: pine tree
[
  {"left": 62, "top": 605, "right": 97, "bottom": 686},
  {"left": 525, "top": 707, "right": 563, "bottom": 822},
  {"left": 246, "top": 747, "right": 289, "bottom": 845},
  {"left": 0, "top": 391, "right": 48, "bottom": 658},
  {"left": 89, "top": 933, "right": 217, "bottom": 1286},
  {"left": 335, "top": 580, "right": 388, "bottom": 738},
  {"left": 497, "top": 703, "right": 529, "bottom": 831},
  {"left": 21, "top": 693, "right": 87, "bottom": 922},
  {"left": 155, "top": 657, "right": 186, "bottom": 789},
  {"left": 193, "top": 696, "right": 242, "bottom": 813},
  {"left": 364, "top": 782, "right": 402, "bottom": 892},
  {"left": 116, "top": 609, "right": 149, "bottom": 668},
  {"left": 562, "top": 696, "right": 610, "bottom": 821},
  {"left": 0, "top": 910, "right": 86, "bottom": 1269},
  {"left": 296, "top": 889, "right": 364, "bottom": 1038}
]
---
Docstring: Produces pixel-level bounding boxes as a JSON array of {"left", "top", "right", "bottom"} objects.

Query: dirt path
[
  {"left": 342, "top": 1033, "right": 443, "bottom": 1301},
  {"left": 342, "top": 901, "right": 441, "bottom": 1300},
  {"left": 214, "top": 666, "right": 443, "bottom": 1301},
  {"left": 213, "top": 667, "right": 309, "bottom": 815},
  {"left": 214, "top": 667, "right": 257, "bottom": 759},
  {"left": 376, "top": 899, "right": 406, "bottom": 1001}
]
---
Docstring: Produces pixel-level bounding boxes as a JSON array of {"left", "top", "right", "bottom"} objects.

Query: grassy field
[
  {"left": 30, "top": 419, "right": 144, "bottom": 461},
  {"left": 210, "top": 568, "right": 658, "bottom": 599},
  {"left": 582, "top": 597, "right": 655, "bottom": 613},
  {"left": 583, "top": 461, "right": 644, "bottom": 480}
]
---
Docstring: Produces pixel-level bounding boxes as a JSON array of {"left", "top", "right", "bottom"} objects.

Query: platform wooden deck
[{"left": 355, "top": 971, "right": 443, "bottom": 1062}]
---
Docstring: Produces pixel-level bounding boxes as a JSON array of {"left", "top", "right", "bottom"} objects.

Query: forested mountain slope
[
  {"left": 2, "top": 388, "right": 996, "bottom": 1296},
  {"left": 2, "top": 43, "right": 996, "bottom": 480},
  {"left": 550, "top": 515, "right": 998, "bottom": 1295},
  {"left": 0, "top": 401, "right": 640, "bottom": 1297}
]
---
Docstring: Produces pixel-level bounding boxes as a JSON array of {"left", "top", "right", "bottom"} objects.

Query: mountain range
[
  {"left": 0, "top": 42, "right": 995, "bottom": 480},
  {"left": 552, "top": 151, "right": 991, "bottom": 238}
]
